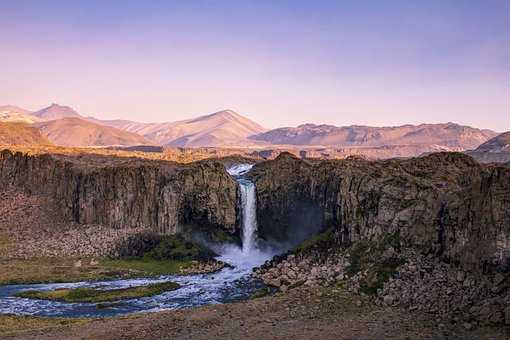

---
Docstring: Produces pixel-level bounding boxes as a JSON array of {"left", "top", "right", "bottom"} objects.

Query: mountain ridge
[
  {"left": 35, "top": 117, "right": 152, "bottom": 147},
  {"left": 250, "top": 122, "right": 497, "bottom": 150},
  {"left": 0, "top": 121, "right": 52, "bottom": 145},
  {"left": 0, "top": 103, "right": 500, "bottom": 156},
  {"left": 32, "top": 103, "right": 82, "bottom": 121}
]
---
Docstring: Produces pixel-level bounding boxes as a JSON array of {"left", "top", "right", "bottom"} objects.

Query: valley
[
  {"left": 3, "top": 2, "right": 509, "bottom": 338},
  {"left": 0, "top": 145, "right": 509, "bottom": 338}
]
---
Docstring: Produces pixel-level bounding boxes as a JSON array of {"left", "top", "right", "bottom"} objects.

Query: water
[{"left": 0, "top": 163, "right": 275, "bottom": 318}]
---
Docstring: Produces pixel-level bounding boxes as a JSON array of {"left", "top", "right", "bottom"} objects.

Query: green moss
[
  {"left": 100, "top": 258, "right": 193, "bottom": 276},
  {"left": 144, "top": 235, "right": 215, "bottom": 261},
  {"left": 293, "top": 228, "right": 335, "bottom": 254},
  {"left": 346, "top": 240, "right": 371, "bottom": 276},
  {"left": 15, "top": 281, "right": 180, "bottom": 303},
  {"left": 208, "top": 229, "right": 237, "bottom": 244},
  {"left": 359, "top": 257, "right": 404, "bottom": 296},
  {"left": 345, "top": 233, "right": 404, "bottom": 296},
  {"left": 250, "top": 287, "right": 273, "bottom": 299}
]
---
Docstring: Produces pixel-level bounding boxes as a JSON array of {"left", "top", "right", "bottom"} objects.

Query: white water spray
[
  {"left": 226, "top": 164, "right": 259, "bottom": 255},
  {"left": 238, "top": 179, "right": 257, "bottom": 254}
]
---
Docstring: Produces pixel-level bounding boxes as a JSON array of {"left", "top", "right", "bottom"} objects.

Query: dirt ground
[{"left": 2, "top": 286, "right": 508, "bottom": 340}]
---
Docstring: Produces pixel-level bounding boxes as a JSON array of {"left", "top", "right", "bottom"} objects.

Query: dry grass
[
  {"left": 0, "top": 257, "right": 197, "bottom": 285},
  {"left": 0, "top": 257, "right": 130, "bottom": 285},
  {"left": 0, "top": 315, "right": 87, "bottom": 336}
]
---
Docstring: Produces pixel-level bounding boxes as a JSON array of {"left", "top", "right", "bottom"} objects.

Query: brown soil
[{"left": 3, "top": 286, "right": 507, "bottom": 339}]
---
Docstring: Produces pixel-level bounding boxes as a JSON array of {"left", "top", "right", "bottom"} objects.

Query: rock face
[
  {"left": 0, "top": 149, "right": 238, "bottom": 237},
  {"left": 250, "top": 152, "right": 510, "bottom": 272}
]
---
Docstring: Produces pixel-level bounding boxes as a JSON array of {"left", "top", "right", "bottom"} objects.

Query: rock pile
[
  {"left": 376, "top": 250, "right": 510, "bottom": 327},
  {"left": 255, "top": 248, "right": 510, "bottom": 327},
  {"left": 254, "top": 253, "right": 350, "bottom": 291}
]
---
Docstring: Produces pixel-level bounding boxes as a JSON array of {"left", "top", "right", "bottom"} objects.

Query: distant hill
[
  {"left": 466, "top": 131, "right": 510, "bottom": 163},
  {"left": 250, "top": 123, "right": 496, "bottom": 150},
  {"left": 32, "top": 103, "right": 82, "bottom": 121},
  {"left": 0, "top": 121, "right": 52, "bottom": 146},
  {"left": 35, "top": 117, "right": 151, "bottom": 147},
  {"left": 92, "top": 110, "right": 267, "bottom": 147},
  {"left": 471, "top": 131, "right": 510, "bottom": 152},
  {"left": 0, "top": 105, "right": 39, "bottom": 124},
  {"left": 1, "top": 103, "right": 500, "bottom": 157}
]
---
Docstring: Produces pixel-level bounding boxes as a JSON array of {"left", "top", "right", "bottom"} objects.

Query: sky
[{"left": 0, "top": 0, "right": 509, "bottom": 131}]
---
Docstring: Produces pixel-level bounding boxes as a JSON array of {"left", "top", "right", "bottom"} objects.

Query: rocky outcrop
[
  {"left": 0, "top": 149, "right": 238, "bottom": 237},
  {"left": 250, "top": 152, "right": 510, "bottom": 273}
]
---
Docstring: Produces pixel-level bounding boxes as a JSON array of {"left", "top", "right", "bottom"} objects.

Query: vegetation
[
  {"left": 15, "top": 281, "right": 180, "bottom": 303},
  {"left": 0, "top": 257, "right": 124, "bottom": 285},
  {"left": 346, "top": 233, "right": 404, "bottom": 296},
  {"left": 0, "top": 233, "right": 218, "bottom": 285},
  {"left": 144, "top": 235, "right": 215, "bottom": 261},
  {"left": 293, "top": 228, "right": 335, "bottom": 254},
  {"left": 100, "top": 258, "right": 194, "bottom": 276},
  {"left": 0, "top": 235, "right": 11, "bottom": 254},
  {"left": 207, "top": 228, "right": 237, "bottom": 244},
  {"left": 0, "top": 315, "right": 86, "bottom": 336},
  {"left": 250, "top": 287, "right": 273, "bottom": 299},
  {"left": 0, "top": 256, "right": 193, "bottom": 285}
]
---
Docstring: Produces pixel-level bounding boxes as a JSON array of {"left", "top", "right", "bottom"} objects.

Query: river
[{"left": 0, "top": 164, "right": 276, "bottom": 318}]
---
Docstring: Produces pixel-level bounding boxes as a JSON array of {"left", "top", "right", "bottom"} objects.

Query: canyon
[
  {"left": 0, "top": 145, "right": 509, "bottom": 337},
  {"left": 0, "top": 148, "right": 238, "bottom": 242}
]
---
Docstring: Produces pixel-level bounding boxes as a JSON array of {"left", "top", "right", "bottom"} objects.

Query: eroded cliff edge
[
  {"left": 251, "top": 152, "right": 510, "bottom": 272},
  {"left": 0, "top": 149, "right": 238, "bottom": 239}
]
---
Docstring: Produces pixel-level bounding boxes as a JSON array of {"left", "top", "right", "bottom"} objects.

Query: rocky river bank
[{"left": 254, "top": 241, "right": 510, "bottom": 329}]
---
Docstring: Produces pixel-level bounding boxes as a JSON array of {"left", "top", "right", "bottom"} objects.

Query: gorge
[
  {"left": 0, "top": 162, "right": 272, "bottom": 317},
  {"left": 0, "top": 147, "right": 509, "bottom": 329}
]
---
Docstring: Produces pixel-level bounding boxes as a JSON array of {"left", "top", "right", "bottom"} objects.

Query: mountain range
[
  {"left": 88, "top": 109, "right": 267, "bottom": 147},
  {"left": 0, "top": 103, "right": 507, "bottom": 160},
  {"left": 466, "top": 131, "right": 510, "bottom": 163},
  {"left": 250, "top": 123, "right": 496, "bottom": 150}
]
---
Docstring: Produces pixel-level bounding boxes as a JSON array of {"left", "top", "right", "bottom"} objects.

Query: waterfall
[
  {"left": 227, "top": 164, "right": 258, "bottom": 254},
  {"left": 238, "top": 179, "right": 257, "bottom": 254}
]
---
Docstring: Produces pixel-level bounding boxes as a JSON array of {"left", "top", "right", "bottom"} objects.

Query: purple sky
[{"left": 1, "top": 0, "right": 509, "bottom": 130}]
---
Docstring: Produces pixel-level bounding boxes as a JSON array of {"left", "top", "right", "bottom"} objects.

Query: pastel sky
[{"left": 1, "top": 0, "right": 509, "bottom": 130}]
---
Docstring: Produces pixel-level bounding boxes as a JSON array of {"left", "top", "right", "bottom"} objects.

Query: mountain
[
  {"left": 471, "top": 131, "right": 510, "bottom": 152},
  {"left": 92, "top": 110, "right": 267, "bottom": 147},
  {"left": 32, "top": 103, "right": 82, "bottom": 121},
  {"left": 250, "top": 122, "right": 496, "bottom": 150},
  {"left": 0, "top": 105, "right": 39, "bottom": 124},
  {"left": 465, "top": 131, "right": 510, "bottom": 163},
  {"left": 35, "top": 117, "right": 151, "bottom": 147},
  {"left": 0, "top": 121, "right": 52, "bottom": 145}
]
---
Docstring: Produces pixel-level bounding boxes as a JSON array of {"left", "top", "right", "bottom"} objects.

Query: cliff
[
  {"left": 0, "top": 149, "right": 238, "bottom": 238},
  {"left": 250, "top": 152, "right": 510, "bottom": 272}
]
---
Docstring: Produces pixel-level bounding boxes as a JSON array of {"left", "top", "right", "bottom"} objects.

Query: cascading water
[
  {"left": 239, "top": 180, "right": 257, "bottom": 254},
  {"left": 0, "top": 163, "right": 277, "bottom": 318},
  {"left": 227, "top": 164, "right": 258, "bottom": 254}
]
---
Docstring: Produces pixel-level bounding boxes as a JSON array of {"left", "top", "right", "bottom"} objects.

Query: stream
[{"left": 0, "top": 164, "right": 276, "bottom": 318}]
